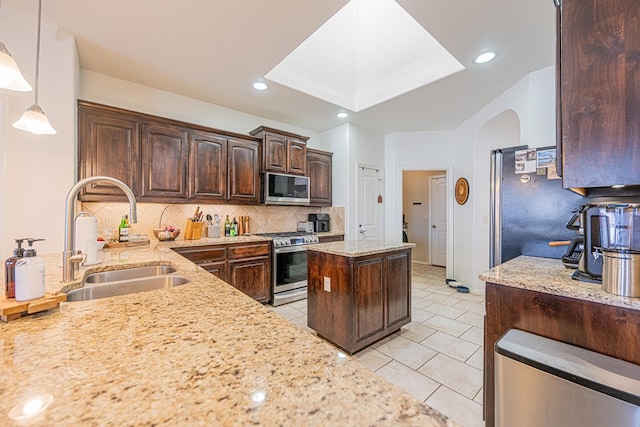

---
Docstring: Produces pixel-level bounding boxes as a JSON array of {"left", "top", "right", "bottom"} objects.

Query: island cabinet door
[
  {"left": 354, "top": 257, "right": 385, "bottom": 342},
  {"left": 385, "top": 251, "right": 411, "bottom": 329}
]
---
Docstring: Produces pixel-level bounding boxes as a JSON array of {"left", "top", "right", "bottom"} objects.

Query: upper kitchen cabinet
[
  {"left": 250, "top": 126, "right": 309, "bottom": 175},
  {"left": 558, "top": 0, "right": 640, "bottom": 192},
  {"left": 78, "top": 102, "right": 140, "bottom": 201},
  {"left": 141, "top": 123, "right": 189, "bottom": 200},
  {"left": 307, "top": 148, "right": 333, "bottom": 206},
  {"left": 77, "top": 101, "right": 262, "bottom": 205},
  {"left": 188, "top": 131, "right": 227, "bottom": 201},
  {"left": 227, "top": 137, "right": 260, "bottom": 204}
]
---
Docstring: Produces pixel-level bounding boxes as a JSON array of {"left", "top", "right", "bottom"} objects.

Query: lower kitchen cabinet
[
  {"left": 227, "top": 242, "right": 271, "bottom": 303},
  {"left": 228, "top": 257, "right": 270, "bottom": 303},
  {"left": 172, "top": 242, "right": 271, "bottom": 303},
  {"left": 484, "top": 282, "right": 640, "bottom": 427},
  {"left": 307, "top": 248, "right": 411, "bottom": 354}
]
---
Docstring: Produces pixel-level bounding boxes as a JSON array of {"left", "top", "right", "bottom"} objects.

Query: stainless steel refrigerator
[{"left": 489, "top": 146, "right": 586, "bottom": 267}]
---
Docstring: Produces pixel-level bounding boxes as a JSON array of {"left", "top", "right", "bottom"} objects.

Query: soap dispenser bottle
[
  {"left": 15, "top": 238, "right": 46, "bottom": 301},
  {"left": 4, "top": 238, "right": 26, "bottom": 298}
]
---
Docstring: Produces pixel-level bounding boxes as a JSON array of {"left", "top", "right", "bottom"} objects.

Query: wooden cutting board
[
  {"left": 103, "top": 239, "right": 151, "bottom": 249},
  {"left": 0, "top": 292, "right": 67, "bottom": 322}
]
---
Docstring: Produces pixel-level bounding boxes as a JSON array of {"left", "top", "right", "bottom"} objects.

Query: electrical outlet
[{"left": 323, "top": 276, "right": 331, "bottom": 292}]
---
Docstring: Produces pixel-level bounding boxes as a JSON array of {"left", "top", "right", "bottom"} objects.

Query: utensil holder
[
  {"left": 207, "top": 224, "right": 221, "bottom": 238},
  {"left": 184, "top": 219, "right": 203, "bottom": 240}
]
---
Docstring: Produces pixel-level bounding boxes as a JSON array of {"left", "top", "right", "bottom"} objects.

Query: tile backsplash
[{"left": 81, "top": 202, "right": 345, "bottom": 241}]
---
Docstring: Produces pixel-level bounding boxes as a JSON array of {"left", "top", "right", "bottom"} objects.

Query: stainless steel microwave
[{"left": 263, "top": 172, "right": 310, "bottom": 205}]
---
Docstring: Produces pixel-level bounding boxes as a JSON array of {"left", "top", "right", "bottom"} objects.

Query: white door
[
  {"left": 357, "top": 165, "right": 382, "bottom": 240},
  {"left": 430, "top": 175, "right": 447, "bottom": 266}
]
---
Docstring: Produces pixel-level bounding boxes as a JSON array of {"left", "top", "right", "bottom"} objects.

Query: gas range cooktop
[{"left": 256, "top": 231, "right": 319, "bottom": 247}]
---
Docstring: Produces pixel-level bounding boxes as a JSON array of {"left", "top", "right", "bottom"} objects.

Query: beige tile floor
[{"left": 269, "top": 263, "right": 485, "bottom": 427}]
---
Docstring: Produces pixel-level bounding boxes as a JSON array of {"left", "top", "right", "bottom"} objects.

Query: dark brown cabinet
[
  {"left": 557, "top": 0, "right": 640, "bottom": 192},
  {"left": 78, "top": 101, "right": 261, "bottom": 205},
  {"left": 172, "top": 242, "right": 271, "bottom": 303},
  {"left": 188, "top": 131, "right": 227, "bottom": 201},
  {"left": 307, "top": 248, "right": 411, "bottom": 354},
  {"left": 172, "top": 245, "right": 228, "bottom": 281},
  {"left": 141, "top": 123, "right": 188, "bottom": 200},
  {"left": 77, "top": 103, "right": 140, "bottom": 201},
  {"left": 483, "top": 282, "right": 640, "bottom": 426},
  {"left": 318, "top": 234, "right": 344, "bottom": 244},
  {"left": 227, "top": 138, "right": 260, "bottom": 204},
  {"left": 307, "top": 148, "right": 332, "bottom": 206},
  {"left": 250, "top": 126, "right": 309, "bottom": 175}
]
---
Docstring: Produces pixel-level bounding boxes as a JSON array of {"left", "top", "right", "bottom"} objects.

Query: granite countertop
[
  {"left": 307, "top": 240, "right": 416, "bottom": 257},
  {"left": 479, "top": 255, "right": 640, "bottom": 312},
  {"left": 2, "top": 238, "right": 454, "bottom": 426}
]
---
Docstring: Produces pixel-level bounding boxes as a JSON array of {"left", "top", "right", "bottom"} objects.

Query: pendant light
[
  {"left": 13, "top": 0, "right": 56, "bottom": 135},
  {"left": 0, "top": 0, "right": 32, "bottom": 91}
]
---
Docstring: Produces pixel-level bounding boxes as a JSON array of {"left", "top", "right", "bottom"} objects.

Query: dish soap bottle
[
  {"left": 15, "top": 238, "right": 46, "bottom": 301},
  {"left": 4, "top": 238, "right": 26, "bottom": 298},
  {"left": 119, "top": 214, "right": 130, "bottom": 242}
]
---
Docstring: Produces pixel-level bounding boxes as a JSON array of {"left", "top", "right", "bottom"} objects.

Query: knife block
[{"left": 184, "top": 219, "right": 203, "bottom": 240}]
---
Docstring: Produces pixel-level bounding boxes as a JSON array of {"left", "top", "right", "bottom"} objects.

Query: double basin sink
[{"left": 65, "top": 265, "right": 189, "bottom": 302}]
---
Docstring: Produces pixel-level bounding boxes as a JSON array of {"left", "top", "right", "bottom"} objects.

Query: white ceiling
[{"left": 6, "top": 0, "right": 556, "bottom": 134}]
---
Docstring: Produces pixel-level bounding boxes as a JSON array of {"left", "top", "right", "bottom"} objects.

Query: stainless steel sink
[
  {"left": 65, "top": 275, "right": 189, "bottom": 302},
  {"left": 84, "top": 265, "right": 178, "bottom": 283}
]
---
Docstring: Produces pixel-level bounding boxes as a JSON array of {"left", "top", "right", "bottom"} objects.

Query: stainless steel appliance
[
  {"left": 489, "top": 146, "right": 585, "bottom": 267},
  {"left": 495, "top": 329, "right": 640, "bottom": 427},
  {"left": 262, "top": 172, "right": 310, "bottom": 206},
  {"left": 257, "top": 231, "right": 319, "bottom": 306},
  {"left": 577, "top": 202, "right": 640, "bottom": 296},
  {"left": 308, "top": 213, "right": 330, "bottom": 232}
]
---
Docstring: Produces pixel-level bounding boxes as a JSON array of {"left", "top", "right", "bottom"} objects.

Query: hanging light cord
[{"left": 34, "top": 0, "right": 42, "bottom": 105}]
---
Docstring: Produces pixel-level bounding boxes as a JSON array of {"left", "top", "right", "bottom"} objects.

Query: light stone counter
[
  {"left": 2, "top": 238, "right": 455, "bottom": 426},
  {"left": 307, "top": 239, "right": 416, "bottom": 257},
  {"left": 479, "top": 255, "right": 640, "bottom": 311}
]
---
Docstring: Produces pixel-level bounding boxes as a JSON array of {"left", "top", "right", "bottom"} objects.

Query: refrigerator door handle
[{"left": 490, "top": 149, "right": 503, "bottom": 268}]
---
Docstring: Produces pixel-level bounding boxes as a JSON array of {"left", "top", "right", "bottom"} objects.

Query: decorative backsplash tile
[{"left": 81, "top": 202, "right": 345, "bottom": 241}]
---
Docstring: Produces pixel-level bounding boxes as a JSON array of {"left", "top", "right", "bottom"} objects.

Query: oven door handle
[{"left": 273, "top": 245, "right": 308, "bottom": 254}]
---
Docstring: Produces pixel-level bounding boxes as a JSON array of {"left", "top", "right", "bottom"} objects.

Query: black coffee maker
[
  {"left": 308, "top": 213, "right": 330, "bottom": 232},
  {"left": 572, "top": 202, "right": 640, "bottom": 283},
  {"left": 573, "top": 204, "right": 604, "bottom": 283}
]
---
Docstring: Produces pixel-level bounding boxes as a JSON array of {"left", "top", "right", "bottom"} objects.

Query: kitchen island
[
  {"left": 480, "top": 256, "right": 640, "bottom": 427},
  {"left": 1, "top": 237, "right": 454, "bottom": 426},
  {"left": 307, "top": 240, "right": 415, "bottom": 354}
]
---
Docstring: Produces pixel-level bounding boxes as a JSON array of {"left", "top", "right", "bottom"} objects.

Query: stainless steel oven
[{"left": 257, "top": 232, "right": 319, "bottom": 306}]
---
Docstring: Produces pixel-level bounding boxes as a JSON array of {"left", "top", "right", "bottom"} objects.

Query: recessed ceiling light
[
  {"left": 253, "top": 81, "right": 268, "bottom": 91},
  {"left": 474, "top": 52, "right": 496, "bottom": 64},
  {"left": 336, "top": 112, "right": 349, "bottom": 118}
]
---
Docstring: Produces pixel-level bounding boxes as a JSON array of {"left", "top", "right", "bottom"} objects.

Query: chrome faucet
[{"left": 62, "top": 176, "right": 137, "bottom": 283}]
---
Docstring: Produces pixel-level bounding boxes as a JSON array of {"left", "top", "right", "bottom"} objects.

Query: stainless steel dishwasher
[{"left": 495, "top": 329, "right": 640, "bottom": 427}]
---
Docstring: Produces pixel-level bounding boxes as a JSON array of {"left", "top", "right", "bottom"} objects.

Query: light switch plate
[{"left": 323, "top": 276, "right": 331, "bottom": 292}]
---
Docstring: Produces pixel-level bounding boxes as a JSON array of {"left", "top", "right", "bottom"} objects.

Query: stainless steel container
[{"left": 601, "top": 248, "right": 640, "bottom": 297}]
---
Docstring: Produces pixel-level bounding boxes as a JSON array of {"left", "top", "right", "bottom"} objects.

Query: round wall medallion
[{"left": 455, "top": 178, "right": 469, "bottom": 205}]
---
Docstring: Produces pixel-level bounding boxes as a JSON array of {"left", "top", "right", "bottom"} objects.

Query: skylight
[{"left": 265, "top": 0, "right": 465, "bottom": 112}]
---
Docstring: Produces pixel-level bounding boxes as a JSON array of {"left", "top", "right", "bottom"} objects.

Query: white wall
[
  {"left": 385, "top": 66, "right": 557, "bottom": 292},
  {"left": 456, "top": 66, "right": 556, "bottom": 291},
  {"left": 0, "top": 7, "right": 78, "bottom": 256},
  {"left": 402, "top": 170, "right": 445, "bottom": 263},
  {"left": 80, "top": 71, "right": 326, "bottom": 150},
  {"left": 384, "top": 131, "right": 454, "bottom": 276},
  {"left": 321, "top": 123, "right": 385, "bottom": 240},
  {"left": 348, "top": 124, "right": 385, "bottom": 240}
]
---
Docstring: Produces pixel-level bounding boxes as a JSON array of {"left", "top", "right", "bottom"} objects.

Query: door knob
[{"left": 431, "top": 225, "right": 436, "bottom": 228}]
